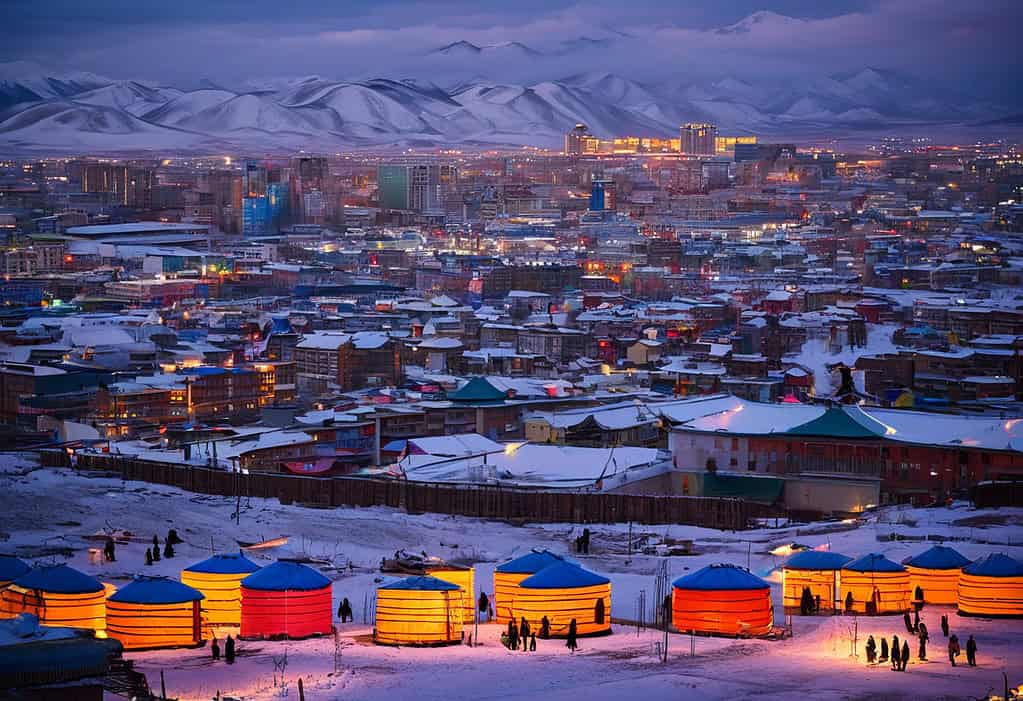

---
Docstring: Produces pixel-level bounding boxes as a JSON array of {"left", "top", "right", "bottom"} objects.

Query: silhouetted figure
[
  {"left": 508, "top": 619, "right": 519, "bottom": 651},
  {"left": 866, "top": 635, "right": 877, "bottom": 664},
  {"left": 529, "top": 632, "right": 536, "bottom": 652},
  {"left": 103, "top": 537, "right": 116, "bottom": 562},
  {"left": 965, "top": 635, "right": 977, "bottom": 666},
  {"left": 212, "top": 637, "right": 220, "bottom": 661},
  {"left": 595, "top": 598, "right": 605, "bottom": 625},
  {"left": 948, "top": 634, "right": 960, "bottom": 666},
  {"left": 225, "top": 635, "right": 235, "bottom": 664},
  {"left": 540, "top": 615, "right": 551, "bottom": 639},
  {"left": 153, "top": 535, "right": 159, "bottom": 548},
  {"left": 845, "top": 591, "right": 854, "bottom": 613},
  {"left": 566, "top": 619, "right": 578, "bottom": 653},
  {"left": 900, "top": 640, "right": 910, "bottom": 671},
  {"left": 891, "top": 636, "right": 900, "bottom": 671},
  {"left": 914, "top": 585, "right": 924, "bottom": 605},
  {"left": 520, "top": 617, "right": 530, "bottom": 651},
  {"left": 167, "top": 529, "right": 183, "bottom": 545},
  {"left": 879, "top": 637, "right": 889, "bottom": 663},
  {"left": 337, "top": 598, "right": 352, "bottom": 623},
  {"left": 163, "top": 541, "right": 174, "bottom": 559},
  {"left": 582, "top": 528, "right": 591, "bottom": 554},
  {"left": 814, "top": 594, "right": 821, "bottom": 612},
  {"left": 903, "top": 612, "right": 913, "bottom": 633},
  {"left": 800, "top": 587, "right": 813, "bottom": 615},
  {"left": 478, "top": 592, "right": 489, "bottom": 621},
  {"left": 145, "top": 549, "right": 153, "bottom": 566},
  {"left": 940, "top": 614, "right": 949, "bottom": 637},
  {"left": 913, "top": 609, "right": 920, "bottom": 632},
  {"left": 918, "top": 622, "right": 929, "bottom": 660},
  {"left": 152, "top": 544, "right": 160, "bottom": 562}
]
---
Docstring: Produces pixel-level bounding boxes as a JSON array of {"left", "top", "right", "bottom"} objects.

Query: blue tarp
[
  {"left": 241, "top": 561, "right": 330, "bottom": 592},
  {"left": 495, "top": 550, "right": 566, "bottom": 575},
  {"left": 379, "top": 576, "right": 459, "bottom": 592},
  {"left": 962, "top": 553, "right": 1023, "bottom": 578},
  {"left": 0, "top": 555, "right": 30, "bottom": 582},
  {"left": 843, "top": 553, "right": 906, "bottom": 573},
  {"left": 903, "top": 545, "right": 970, "bottom": 570},
  {"left": 520, "top": 562, "right": 609, "bottom": 589},
  {"left": 784, "top": 550, "right": 853, "bottom": 571},
  {"left": 108, "top": 576, "right": 204, "bottom": 604},
  {"left": 184, "top": 552, "right": 261, "bottom": 575},
  {"left": 673, "top": 564, "right": 769, "bottom": 591},
  {"left": 13, "top": 565, "right": 103, "bottom": 594}
]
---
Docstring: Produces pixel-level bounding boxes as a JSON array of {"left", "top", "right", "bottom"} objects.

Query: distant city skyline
[{"left": 2, "top": 0, "right": 1019, "bottom": 110}]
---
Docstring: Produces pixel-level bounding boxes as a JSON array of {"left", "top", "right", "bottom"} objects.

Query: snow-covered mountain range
[{"left": 0, "top": 61, "right": 1007, "bottom": 153}]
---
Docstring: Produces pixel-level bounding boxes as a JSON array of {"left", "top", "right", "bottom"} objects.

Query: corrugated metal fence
[{"left": 42, "top": 450, "right": 760, "bottom": 529}]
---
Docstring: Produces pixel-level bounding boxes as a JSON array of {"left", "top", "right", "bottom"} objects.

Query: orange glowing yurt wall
[
  {"left": 239, "top": 561, "right": 333, "bottom": 639},
  {"left": 0, "top": 556, "right": 29, "bottom": 591},
  {"left": 513, "top": 562, "right": 611, "bottom": 637},
  {"left": 180, "top": 552, "right": 261, "bottom": 628},
  {"left": 426, "top": 566, "right": 475, "bottom": 626},
  {"left": 903, "top": 546, "right": 970, "bottom": 606},
  {"left": 0, "top": 565, "right": 106, "bottom": 632},
  {"left": 672, "top": 564, "right": 772, "bottom": 637},
  {"left": 957, "top": 554, "right": 1023, "bottom": 618},
  {"left": 781, "top": 551, "right": 852, "bottom": 611},
  {"left": 375, "top": 576, "right": 464, "bottom": 646},
  {"left": 106, "top": 576, "right": 204, "bottom": 650},
  {"left": 493, "top": 550, "right": 565, "bottom": 625},
  {"left": 841, "top": 554, "right": 910, "bottom": 614}
]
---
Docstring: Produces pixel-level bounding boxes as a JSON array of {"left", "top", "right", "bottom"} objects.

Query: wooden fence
[{"left": 42, "top": 450, "right": 764, "bottom": 530}]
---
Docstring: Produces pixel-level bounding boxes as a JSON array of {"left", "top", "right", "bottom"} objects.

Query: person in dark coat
[
  {"left": 145, "top": 548, "right": 153, "bottom": 566},
  {"left": 529, "top": 632, "right": 536, "bottom": 652},
  {"left": 211, "top": 637, "right": 220, "bottom": 661},
  {"left": 965, "top": 635, "right": 977, "bottom": 666},
  {"left": 879, "top": 636, "right": 889, "bottom": 663},
  {"left": 341, "top": 598, "right": 353, "bottom": 623},
  {"left": 539, "top": 615, "right": 551, "bottom": 639},
  {"left": 163, "top": 541, "right": 174, "bottom": 559},
  {"left": 582, "top": 528, "right": 591, "bottom": 555},
  {"left": 948, "top": 634, "right": 960, "bottom": 666},
  {"left": 478, "top": 592, "right": 490, "bottom": 622},
  {"left": 918, "top": 622, "right": 928, "bottom": 660},
  {"left": 508, "top": 619, "right": 519, "bottom": 651},
  {"left": 167, "top": 529, "right": 182, "bottom": 545},
  {"left": 225, "top": 635, "right": 235, "bottom": 664},
  {"left": 890, "top": 635, "right": 901, "bottom": 671},
  {"left": 520, "top": 617, "right": 530, "bottom": 651},
  {"left": 153, "top": 535, "right": 159, "bottom": 548},
  {"left": 800, "top": 587, "right": 813, "bottom": 615},
  {"left": 845, "top": 591, "right": 854, "bottom": 613},
  {"left": 152, "top": 544, "right": 160, "bottom": 562},
  {"left": 914, "top": 585, "right": 924, "bottom": 605},
  {"left": 814, "top": 594, "right": 821, "bottom": 613},
  {"left": 900, "top": 640, "right": 910, "bottom": 671},
  {"left": 913, "top": 609, "right": 920, "bottom": 632},
  {"left": 865, "top": 635, "right": 877, "bottom": 664},
  {"left": 566, "top": 618, "right": 578, "bottom": 653},
  {"left": 940, "top": 614, "right": 949, "bottom": 637},
  {"left": 903, "top": 612, "right": 913, "bottom": 633},
  {"left": 103, "top": 537, "right": 116, "bottom": 562}
]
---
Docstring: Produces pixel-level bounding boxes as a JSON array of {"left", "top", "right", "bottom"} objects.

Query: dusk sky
[{"left": 3, "top": 0, "right": 1020, "bottom": 103}]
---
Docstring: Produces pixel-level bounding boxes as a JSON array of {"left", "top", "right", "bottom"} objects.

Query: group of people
[
  {"left": 503, "top": 615, "right": 578, "bottom": 653},
  {"left": 143, "top": 530, "right": 182, "bottom": 567},
  {"left": 798, "top": 587, "right": 822, "bottom": 615},
  {"left": 574, "top": 528, "right": 591, "bottom": 555},
  {"left": 864, "top": 610, "right": 979, "bottom": 670},
  {"left": 210, "top": 635, "right": 236, "bottom": 664}
]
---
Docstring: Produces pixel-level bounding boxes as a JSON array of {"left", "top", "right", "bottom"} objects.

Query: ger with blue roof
[
  {"left": 375, "top": 575, "right": 465, "bottom": 646},
  {"left": 904, "top": 545, "right": 970, "bottom": 605},
  {"left": 515, "top": 561, "right": 612, "bottom": 637},
  {"left": 958, "top": 554, "right": 1023, "bottom": 618},
  {"left": 672, "top": 564, "right": 773, "bottom": 637},
  {"left": 106, "top": 576, "right": 205, "bottom": 650},
  {"left": 493, "top": 549, "right": 567, "bottom": 624},
  {"left": 841, "top": 554, "right": 910, "bottom": 615},
  {"left": 781, "top": 550, "right": 852, "bottom": 613}
]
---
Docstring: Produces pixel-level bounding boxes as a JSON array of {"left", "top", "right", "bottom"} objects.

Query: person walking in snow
[
  {"left": 508, "top": 619, "right": 519, "bottom": 651},
  {"left": 845, "top": 591, "right": 854, "bottom": 613},
  {"left": 913, "top": 609, "right": 920, "bottom": 633},
  {"left": 211, "top": 636, "right": 220, "bottom": 661},
  {"left": 225, "top": 635, "right": 235, "bottom": 664},
  {"left": 478, "top": 591, "right": 490, "bottom": 622},
  {"left": 879, "top": 636, "right": 889, "bottom": 663},
  {"left": 890, "top": 635, "right": 901, "bottom": 671},
  {"left": 540, "top": 615, "right": 551, "bottom": 639},
  {"left": 104, "top": 536, "right": 116, "bottom": 562},
  {"left": 582, "top": 528, "right": 591, "bottom": 554},
  {"left": 530, "top": 632, "right": 537, "bottom": 652},
  {"left": 914, "top": 585, "right": 924, "bottom": 607},
  {"left": 340, "top": 598, "right": 353, "bottom": 623},
  {"left": 145, "top": 549, "right": 152, "bottom": 566},
  {"left": 903, "top": 612, "right": 913, "bottom": 633},
  {"left": 520, "top": 617, "right": 531, "bottom": 651},
  {"left": 163, "top": 540, "right": 174, "bottom": 559},
  {"left": 900, "top": 640, "right": 910, "bottom": 671},
  {"left": 918, "top": 623, "right": 929, "bottom": 660},
  {"left": 865, "top": 635, "right": 877, "bottom": 664},
  {"left": 940, "top": 614, "right": 949, "bottom": 638},
  {"left": 566, "top": 618, "right": 578, "bottom": 653},
  {"left": 800, "top": 587, "right": 813, "bottom": 615},
  {"left": 152, "top": 544, "right": 160, "bottom": 562},
  {"left": 965, "top": 635, "right": 977, "bottom": 666},
  {"left": 948, "top": 634, "right": 960, "bottom": 666}
]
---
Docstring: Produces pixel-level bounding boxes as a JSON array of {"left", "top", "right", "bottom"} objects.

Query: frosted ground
[{"left": 1, "top": 453, "right": 1021, "bottom": 701}]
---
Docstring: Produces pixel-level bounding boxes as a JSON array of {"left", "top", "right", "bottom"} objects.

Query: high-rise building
[
  {"left": 242, "top": 196, "right": 270, "bottom": 236},
  {"left": 377, "top": 164, "right": 457, "bottom": 214},
  {"left": 680, "top": 123, "right": 718, "bottom": 156},
  {"left": 267, "top": 182, "right": 289, "bottom": 229},
  {"left": 243, "top": 162, "right": 268, "bottom": 198},
  {"left": 82, "top": 164, "right": 153, "bottom": 208},
  {"left": 565, "top": 124, "right": 590, "bottom": 155}
]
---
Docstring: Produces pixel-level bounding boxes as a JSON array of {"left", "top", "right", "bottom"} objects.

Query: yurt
[
  {"left": 106, "top": 576, "right": 204, "bottom": 650},
  {"left": 958, "top": 553, "right": 1023, "bottom": 618},
  {"left": 0, "top": 565, "right": 106, "bottom": 631},
  {"left": 781, "top": 550, "right": 852, "bottom": 612},
  {"left": 841, "top": 553, "right": 910, "bottom": 614},
  {"left": 239, "top": 560, "right": 333, "bottom": 639},
  {"left": 672, "top": 564, "right": 772, "bottom": 637},
  {"left": 375, "top": 576, "right": 464, "bottom": 646},
  {"left": 425, "top": 565, "right": 476, "bottom": 626},
  {"left": 493, "top": 550, "right": 565, "bottom": 624},
  {"left": 903, "top": 545, "right": 970, "bottom": 606},
  {"left": 181, "top": 552, "right": 260, "bottom": 627},
  {"left": 0, "top": 556, "right": 29, "bottom": 590},
  {"left": 514, "top": 561, "right": 612, "bottom": 637}
]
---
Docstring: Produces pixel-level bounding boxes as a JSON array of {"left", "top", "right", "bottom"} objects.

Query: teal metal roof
[{"left": 786, "top": 407, "right": 878, "bottom": 439}]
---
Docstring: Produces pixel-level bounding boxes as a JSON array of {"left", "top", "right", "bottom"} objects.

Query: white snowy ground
[{"left": 1, "top": 453, "right": 1022, "bottom": 701}]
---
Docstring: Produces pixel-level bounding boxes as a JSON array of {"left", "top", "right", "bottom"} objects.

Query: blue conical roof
[
  {"left": 783, "top": 550, "right": 853, "bottom": 571},
  {"left": 903, "top": 545, "right": 970, "bottom": 570},
  {"left": 109, "top": 576, "right": 204, "bottom": 604},
  {"left": 843, "top": 553, "right": 906, "bottom": 573},
  {"left": 962, "top": 553, "right": 1023, "bottom": 578},
  {"left": 0, "top": 555, "right": 30, "bottom": 582},
  {"left": 379, "top": 575, "right": 459, "bottom": 592},
  {"left": 673, "top": 563, "right": 769, "bottom": 591},
  {"left": 184, "top": 552, "right": 261, "bottom": 575},
  {"left": 13, "top": 564, "right": 104, "bottom": 594},
  {"left": 240, "top": 560, "right": 330, "bottom": 592},
  {"left": 496, "top": 550, "right": 566, "bottom": 574},
  {"left": 519, "top": 562, "right": 609, "bottom": 589}
]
